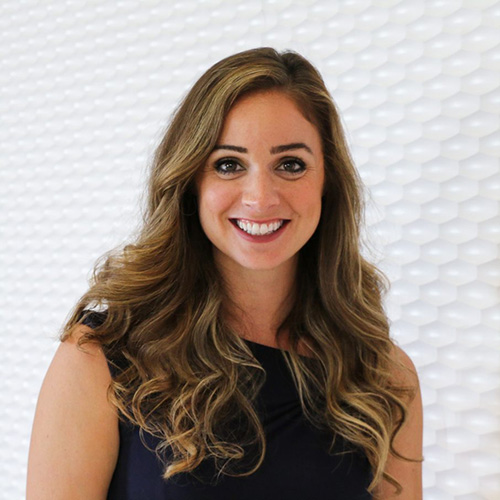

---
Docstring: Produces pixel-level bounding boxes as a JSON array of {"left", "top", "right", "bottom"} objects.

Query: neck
[{"left": 216, "top": 257, "right": 298, "bottom": 347}]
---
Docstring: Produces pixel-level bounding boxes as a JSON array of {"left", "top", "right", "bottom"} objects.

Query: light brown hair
[{"left": 63, "top": 47, "right": 416, "bottom": 493}]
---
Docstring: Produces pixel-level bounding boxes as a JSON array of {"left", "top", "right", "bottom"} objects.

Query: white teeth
[{"left": 236, "top": 220, "right": 284, "bottom": 236}]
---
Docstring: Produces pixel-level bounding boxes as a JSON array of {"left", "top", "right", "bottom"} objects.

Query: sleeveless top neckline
[
  {"left": 106, "top": 335, "right": 372, "bottom": 499},
  {"left": 79, "top": 311, "right": 373, "bottom": 499}
]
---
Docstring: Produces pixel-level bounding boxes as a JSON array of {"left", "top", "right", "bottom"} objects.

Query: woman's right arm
[{"left": 27, "top": 326, "right": 119, "bottom": 500}]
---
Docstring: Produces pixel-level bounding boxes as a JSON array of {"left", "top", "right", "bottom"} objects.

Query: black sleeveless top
[{"left": 81, "top": 313, "right": 372, "bottom": 499}]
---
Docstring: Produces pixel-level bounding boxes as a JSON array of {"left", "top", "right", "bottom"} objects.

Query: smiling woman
[
  {"left": 196, "top": 90, "right": 324, "bottom": 274},
  {"left": 27, "top": 48, "right": 422, "bottom": 499}
]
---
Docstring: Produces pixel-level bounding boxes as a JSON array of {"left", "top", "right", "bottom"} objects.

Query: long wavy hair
[{"left": 62, "top": 47, "right": 416, "bottom": 494}]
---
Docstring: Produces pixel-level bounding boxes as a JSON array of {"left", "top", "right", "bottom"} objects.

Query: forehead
[{"left": 218, "top": 90, "right": 322, "bottom": 149}]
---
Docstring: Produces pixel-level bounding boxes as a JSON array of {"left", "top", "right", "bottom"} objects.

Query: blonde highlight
[{"left": 62, "top": 47, "right": 418, "bottom": 494}]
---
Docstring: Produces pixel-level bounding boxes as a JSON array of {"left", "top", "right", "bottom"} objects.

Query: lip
[
  {"left": 230, "top": 218, "right": 289, "bottom": 243},
  {"left": 233, "top": 218, "right": 285, "bottom": 224}
]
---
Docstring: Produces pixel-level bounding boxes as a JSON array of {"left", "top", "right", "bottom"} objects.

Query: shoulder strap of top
[{"left": 79, "top": 309, "right": 107, "bottom": 329}]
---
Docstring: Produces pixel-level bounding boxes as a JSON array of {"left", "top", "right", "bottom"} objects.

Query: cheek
[
  {"left": 197, "top": 181, "right": 233, "bottom": 225},
  {"left": 302, "top": 182, "right": 323, "bottom": 210},
  {"left": 302, "top": 186, "right": 323, "bottom": 232}
]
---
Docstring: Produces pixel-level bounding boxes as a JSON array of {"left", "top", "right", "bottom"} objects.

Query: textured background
[{"left": 1, "top": 0, "right": 499, "bottom": 498}]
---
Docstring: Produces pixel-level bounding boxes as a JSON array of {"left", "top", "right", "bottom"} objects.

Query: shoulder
[
  {"left": 51, "top": 324, "right": 115, "bottom": 398},
  {"left": 375, "top": 343, "right": 423, "bottom": 499},
  {"left": 60, "top": 323, "right": 112, "bottom": 372},
  {"left": 387, "top": 344, "right": 422, "bottom": 438},
  {"left": 27, "top": 325, "right": 119, "bottom": 499},
  {"left": 57, "top": 323, "right": 107, "bottom": 364},
  {"left": 393, "top": 345, "right": 416, "bottom": 371},
  {"left": 389, "top": 344, "right": 420, "bottom": 392}
]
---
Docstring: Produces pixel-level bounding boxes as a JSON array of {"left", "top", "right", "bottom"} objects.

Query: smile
[{"left": 233, "top": 219, "right": 286, "bottom": 236}]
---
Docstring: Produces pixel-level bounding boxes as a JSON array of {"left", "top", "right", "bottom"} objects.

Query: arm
[
  {"left": 27, "top": 326, "right": 119, "bottom": 500},
  {"left": 375, "top": 347, "right": 423, "bottom": 500}
]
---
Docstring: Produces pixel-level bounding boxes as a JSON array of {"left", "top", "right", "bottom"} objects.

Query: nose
[{"left": 241, "top": 169, "right": 280, "bottom": 212}]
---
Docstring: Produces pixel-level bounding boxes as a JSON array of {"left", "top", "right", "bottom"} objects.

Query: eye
[
  {"left": 277, "top": 157, "right": 306, "bottom": 175},
  {"left": 214, "top": 158, "right": 244, "bottom": 176}
]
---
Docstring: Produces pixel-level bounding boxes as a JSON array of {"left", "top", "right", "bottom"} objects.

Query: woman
[{"left": 27, "top": 47, "right": 422, "bottom": 499}]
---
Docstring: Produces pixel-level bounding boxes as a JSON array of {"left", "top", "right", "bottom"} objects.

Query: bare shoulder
[
  {"left": 389, "top": 344, "right": 420, "bottom": 391},
  {"left": 27, "top": 325, "right": 119, "bottom": 500},
  {"left": 56, "top": 324, "right": 114, "bottom": 380},
  {"left": 375, "top": 343, "right": 423, "bottom": 499}
]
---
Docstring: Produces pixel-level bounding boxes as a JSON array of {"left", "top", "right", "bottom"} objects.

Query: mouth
[{"left": 231, "top": 219, "right": 289, "bottom": 236}]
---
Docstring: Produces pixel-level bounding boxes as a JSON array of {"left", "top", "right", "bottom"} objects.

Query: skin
[
  {"left": 198, "top": 89, "right": 423, "bottom": 496},
  {"left": 27, "top": 89, "right": 422, "bottom": 498},
  {"left": 26, "top": 327, "right": 118, "bottom": 499},
  {"left": 374, "top": 347, "right": 423, "bottom": 499},
  {"left": 196, "top": 90, "right": 324, "bottom": 346},
  {"left": 197, "top": 91, "right": 325, "bottom": 275}
]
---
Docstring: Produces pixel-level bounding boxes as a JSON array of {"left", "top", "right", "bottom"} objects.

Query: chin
[{"left": 238, "top": 255, "right": 297, "bottom": 272}]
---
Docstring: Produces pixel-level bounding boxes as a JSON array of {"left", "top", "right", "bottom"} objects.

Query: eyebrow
[
  {"left": 270, "top": 142, "right": 313, "bottom": 155},
  {"left": 213, "top": 144, "right": 248, "bottom": 153},
  {"left": 213, "top": 142, "right": 313, "bottom": 155}
]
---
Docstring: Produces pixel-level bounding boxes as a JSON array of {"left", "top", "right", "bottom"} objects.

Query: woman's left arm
[{"left": 375, "top": 347, "right": 423, "bottom": 499}]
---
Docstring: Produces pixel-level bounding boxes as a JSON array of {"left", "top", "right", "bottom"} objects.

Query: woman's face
[{"left": 196, "top": 90, "right": 324, "bottom": 276}]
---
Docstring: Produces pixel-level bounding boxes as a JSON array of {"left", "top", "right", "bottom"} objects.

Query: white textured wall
[{"left": 1, "top": 1, "right": 498, "bottom": 498}]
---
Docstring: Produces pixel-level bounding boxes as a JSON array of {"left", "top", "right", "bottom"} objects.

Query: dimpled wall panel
[{"left": 1, "top": 0, "right": 498, "bottom": 498}]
